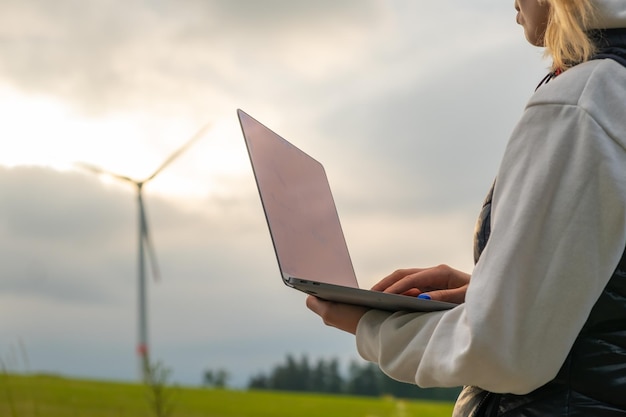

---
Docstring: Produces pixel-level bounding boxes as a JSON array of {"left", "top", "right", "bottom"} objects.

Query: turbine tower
[{"left": 78, "top": 124, "right": 210, "bottom": 381}]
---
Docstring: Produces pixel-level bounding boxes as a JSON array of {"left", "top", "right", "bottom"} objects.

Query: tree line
[{"left": 245, "top": 354, "right": 461, "bottom": 402}]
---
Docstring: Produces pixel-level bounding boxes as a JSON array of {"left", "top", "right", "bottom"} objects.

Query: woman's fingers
[
  {"left": 371, "top": 268, "right": 425, "bottom": 291},
  {"left": 373, "top": 265, "right": 471, "bottom": 304}
]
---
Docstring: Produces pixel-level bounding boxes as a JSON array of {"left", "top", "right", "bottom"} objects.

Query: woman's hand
[
  {"left": 306, "top": 265, "right": 469, "bottom": 333},
  {"left": 372, "top": 264, "right": 470, "bottom": 304},
  {"left": 306, "top": 296, "right": 369, "bottom": 335}
]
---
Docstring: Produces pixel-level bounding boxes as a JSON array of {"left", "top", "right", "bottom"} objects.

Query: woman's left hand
[{"left": 306, "top": 296, "right": 370, "bottom": 335}]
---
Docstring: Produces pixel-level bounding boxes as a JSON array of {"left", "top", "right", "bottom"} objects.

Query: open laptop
[{"left": 238, "top": 109, "right": 456, "bottom": 312}]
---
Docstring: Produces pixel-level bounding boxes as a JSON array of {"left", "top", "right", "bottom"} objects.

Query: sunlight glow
[{"left": 0, "top": 85, "right": 250, "bottom": 201}]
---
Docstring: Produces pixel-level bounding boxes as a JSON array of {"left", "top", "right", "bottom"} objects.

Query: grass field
[{"left": 1, "top": 373, "right": 455, "bottom": 417}]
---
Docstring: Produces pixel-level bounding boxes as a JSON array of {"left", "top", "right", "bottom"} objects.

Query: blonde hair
[{"left": 542, "top": 0, "right": 599, "bottom": 71}]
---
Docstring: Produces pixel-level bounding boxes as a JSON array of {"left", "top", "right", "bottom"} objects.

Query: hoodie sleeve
[{"left": 355, "top": 62, "right": 626, "bottom": 395}]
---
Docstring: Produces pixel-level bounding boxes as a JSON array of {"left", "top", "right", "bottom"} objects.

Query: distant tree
[
  {"left": 203, "top": 368, "right": 230, "bottom": 388},
  {"left": 325, "top": 358, "right": 344, "bottom": 393},
  {"left": 245, "top": 353, "right": 461, "bottom": 401},
  {"left": 268, "top": 354, "right": 292, "bottom": 390},
  {"left": 294, "top": 355, "right": 311, "bottom": 391},
  {"left": 267, "top": 354, "right": 311, "bottom": 392},
  {"left": 346, "top": 361, "right": 381, "bottom": 396},
  {"left": 248, "top": 373, "right": 269, "bottom": 389},
  {"left": 310, "top": 358, "right": 343, "bottom": 394}
]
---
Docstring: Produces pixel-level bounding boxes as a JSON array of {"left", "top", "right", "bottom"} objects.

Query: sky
[{"left": 0, "top": 0, "right": 551, "bottom": 387}]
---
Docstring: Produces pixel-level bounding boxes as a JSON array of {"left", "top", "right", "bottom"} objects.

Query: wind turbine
[{"left": 77, "top": 124, "right": 210, "bottom": 381}]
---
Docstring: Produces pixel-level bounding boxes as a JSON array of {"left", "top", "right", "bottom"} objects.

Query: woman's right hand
[{"left": 371, "top": 265, "right": 470, "bottom": 304}]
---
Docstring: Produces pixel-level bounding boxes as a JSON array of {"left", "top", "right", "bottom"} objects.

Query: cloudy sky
[{"left": 0, "top": 0, "right": 551, "bottom": 387}]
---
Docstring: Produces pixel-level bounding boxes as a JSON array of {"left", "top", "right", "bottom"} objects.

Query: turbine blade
[
  {"left": 144, "top": 122, "right": 211, "bottom": 183},
  {"left": 140, "top": 199, "right": 161, "bottom": 282},
  {"left": 75, "top": 162, "right": 137, "bottom": 184}
]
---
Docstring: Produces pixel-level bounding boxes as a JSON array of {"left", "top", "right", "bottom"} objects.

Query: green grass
[{"left": 1, "top": 373, "right": 454, "bottom": 417}]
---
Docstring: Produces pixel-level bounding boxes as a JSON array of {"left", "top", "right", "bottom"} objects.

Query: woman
[{"left": 306, "top": 0, "right": 626, "bottom": 415}]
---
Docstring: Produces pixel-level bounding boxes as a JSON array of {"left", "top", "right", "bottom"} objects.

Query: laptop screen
[{"left": 239, "top": 109, "right": 358, "bottom": 288}]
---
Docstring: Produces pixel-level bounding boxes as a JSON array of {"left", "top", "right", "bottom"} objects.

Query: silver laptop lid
[{"left": 238, "top": 109, "right": 359, "bottom": 289}]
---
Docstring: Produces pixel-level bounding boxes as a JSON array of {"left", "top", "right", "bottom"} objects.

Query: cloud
[
  {"left": 0, "top": 0, "right": 387, "bottom": 117},
  {"left": 0, "top": 167, "right": 131, "bottom": 303}
]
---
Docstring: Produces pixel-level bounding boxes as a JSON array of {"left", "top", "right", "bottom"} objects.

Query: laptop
[{"left": 238, "top": 109, "right": 456, "bottom": 312}]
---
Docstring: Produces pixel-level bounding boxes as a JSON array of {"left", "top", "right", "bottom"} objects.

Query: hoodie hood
[{"left": 594, "top": 0, "right": 626, "bottom": 29}]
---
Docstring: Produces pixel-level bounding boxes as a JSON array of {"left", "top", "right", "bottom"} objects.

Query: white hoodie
[{"left": 355, "top": 0, "right": 626, "bottom": 395}]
